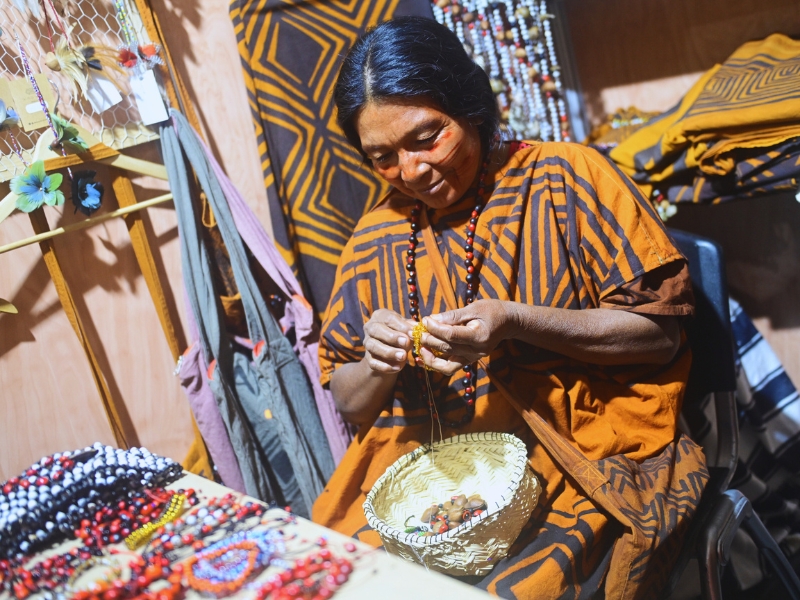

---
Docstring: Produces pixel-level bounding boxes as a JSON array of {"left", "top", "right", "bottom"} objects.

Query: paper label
[
  {"left": 86, "top": 74, "right": 123, "bottom": 113},
  {"left": 8, "top": 75, "right": 56, "bottom": 132},
  {"left": 130, "top": 69, "right": 168, "bottom": 126}
]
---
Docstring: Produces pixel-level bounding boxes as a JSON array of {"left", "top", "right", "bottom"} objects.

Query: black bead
[
  {"left": 464, "top": 259, "right": 472, "bottom": 267},
  {"left": 474, "top": 205, "right": 482, "bottom": 212},
  {"left": 467, "top": 297, "right": 474, "bottom": 304},
  {"left": 406, "top": 264, "right": 415, "bottom": 272},
  {"left": 407, "top": 277, "right": 415, "bottom": 285},
  {"left": 410, "top": 307, "right": 418, "bottom": 315},
  {"left": 461, "top": 378, "right": 470, "bottom": 386},
  {"left": 463, "top": 365, "right": 472, "bottom": 372},
  {"left": 407, "top": 249, "right": 415, "bottom": 256},
  {"left": 469, "top": 218, "right": 478, "bottom": 225},
  {"left": 408, "top": 292, "right": 417, "bottom": 300},
  {"left": 466, "top": 273, "right": 474, "bottom": 283},
  {"left": 464, "top": 244, "right": 472, "bottom": 252},
  {"left": 410, "top": 223, "right": 419, "bottom": 231}
]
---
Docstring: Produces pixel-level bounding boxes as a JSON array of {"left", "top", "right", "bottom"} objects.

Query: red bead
[
  {"left": 465, "top": 387, "right": 473, "bottom": 394},
  {"left": 409, "top": 285, "right": 416, "bottom": 293},
  {"left": 19, "top": 480, "right": 30, "bottom": 489},
  {"left": 468, "top": 223, "right": 476, "bottom": 232},
  {"left": 344, "top": 542, "right": 357, "bottom": 553},
  {"left": 26, "top": 468, "right": 36, "bottom": 476},
  {"left": 471, "top": 211, "right": 479, "bottom": 218},
  {"left": 465, "top": 252, "right": 473, "bottom": 260},
  {"left": 466, "top": 237, "right": 473, "bottom": 245},
  {"left": 467, "top": 265, "right": 474, "bottom": 273},
  {"left": 2, "top": 483, "right": 12, "bottom": 494}
]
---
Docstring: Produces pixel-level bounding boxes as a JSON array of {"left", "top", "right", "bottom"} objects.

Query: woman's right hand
[{"left": 363, "top": 308, "right": 415, "bottom": 373}]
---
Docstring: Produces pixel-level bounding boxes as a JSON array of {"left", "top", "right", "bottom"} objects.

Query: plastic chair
[{"left": 663, "top": 229, "right": 800, "bottom": 600}]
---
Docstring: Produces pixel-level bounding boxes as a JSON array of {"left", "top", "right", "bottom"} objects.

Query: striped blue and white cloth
[{"left": 728, "top": 298, "right": 800, "bottom": 589}]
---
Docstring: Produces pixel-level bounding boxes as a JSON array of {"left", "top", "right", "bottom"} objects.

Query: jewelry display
[
  {"left": 431, "top": 0, "right": 571, "bottom": 142},
  {"left": 0, "top": 444, "right": 182, "bottom": 558}
]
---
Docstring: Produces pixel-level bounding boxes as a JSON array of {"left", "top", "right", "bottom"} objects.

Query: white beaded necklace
[{"left": 432, "top": 0, "right": 570, "bottom": 142}]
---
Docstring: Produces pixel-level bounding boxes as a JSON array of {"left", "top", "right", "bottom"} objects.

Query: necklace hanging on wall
[{"left": 431, "top": 0, "right": 571, "bottom": 142}]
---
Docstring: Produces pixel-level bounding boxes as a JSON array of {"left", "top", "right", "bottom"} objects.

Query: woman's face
[{"left": 355, "top": 99, "right": 482, "bottom": 209}]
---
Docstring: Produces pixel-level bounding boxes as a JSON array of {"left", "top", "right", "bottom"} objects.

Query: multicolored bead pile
[
  {"left": 1, "top": 445, "right": 362, "bottom": 600},
  {"left": 432, "top": 0, "right": 571, "bottom": 141},
  {"left": 0, "top": 444, "right": 182, "bottom": 558}
]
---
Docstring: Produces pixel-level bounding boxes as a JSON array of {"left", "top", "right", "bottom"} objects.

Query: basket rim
[{"left": 363, "top": 432, "right": 530, "bottom": 547}]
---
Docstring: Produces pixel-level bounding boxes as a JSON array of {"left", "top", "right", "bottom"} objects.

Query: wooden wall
[
  {"left": 563, "top": 0, "right": 800, "bottom": 384},
  {"left": 0, "top": 0, "right": 269, "bottom": 480}
]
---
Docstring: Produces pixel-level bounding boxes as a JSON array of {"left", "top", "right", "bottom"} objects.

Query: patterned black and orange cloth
[
  {"left": 229, "top": 0, "right": 432, "bottom": 315},
  {"left": 608, "top": 33, "right": 800, "bottom": 204},
  {"left": 313, "top": 141, "right": 709, "bottom": 599}
]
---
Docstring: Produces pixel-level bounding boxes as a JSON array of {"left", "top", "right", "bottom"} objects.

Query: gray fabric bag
[{"left": 162, "top": 112, "right": 334, "bottom": 515}]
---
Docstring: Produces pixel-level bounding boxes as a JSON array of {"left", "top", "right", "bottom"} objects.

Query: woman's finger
[
  {"left": 365, "top": 321, "right": 412, "bottom": 350},
  {"left": 419, "top": 347, "right": 466, "bottom": 376},
  {"left": 365, "top": 336, "right": 408, "bottom": 366},
  {"left": 420, "top": 331, "right": 454, "bottom": 355}
]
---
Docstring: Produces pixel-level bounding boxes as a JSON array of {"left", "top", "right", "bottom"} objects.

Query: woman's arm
[
  {"left": 329, "top": 309, "right": 415, "bottom": 425},
  {"left": 420, "top": 299, "right": 680, "bottom": 376}
]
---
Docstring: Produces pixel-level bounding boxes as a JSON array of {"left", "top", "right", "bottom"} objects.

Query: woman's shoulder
[{"left": 506, "top": 139, "right": 606, "bottom": 166}]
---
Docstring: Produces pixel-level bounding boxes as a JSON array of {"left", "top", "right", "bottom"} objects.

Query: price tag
[
  {"left": 7, "top": 75, "right": 55, "bottom": 132},
  {"left": 86, "top": 74, "right": 123, "bottom": 113},
  {"left": 130, "top": 69, "right": 168, "bottom": 126}
]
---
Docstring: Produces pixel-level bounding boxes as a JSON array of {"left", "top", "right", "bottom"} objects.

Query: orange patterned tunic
[{"left": 314, "top": 141, "right": 708, "bottom": 599}]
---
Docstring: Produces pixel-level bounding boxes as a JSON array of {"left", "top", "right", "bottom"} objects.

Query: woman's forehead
[{"left": 356, "top": 100, "right": 450, "bottom": 148}]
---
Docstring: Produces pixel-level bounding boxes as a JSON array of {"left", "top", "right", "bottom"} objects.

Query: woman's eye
[
  {"left": 417, "top": 133, "right": 437, "bottom": 146},
  {"left": 374, "top": 153, "right": 392, "bottom": 165}
]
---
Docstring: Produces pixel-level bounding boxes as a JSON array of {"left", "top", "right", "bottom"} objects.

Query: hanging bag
[
  {"left": 163, "top": 112, "right": 335, "bottom": 515},
  {"left": 200, "top": 140, "right": 353, "bottom": 464}
]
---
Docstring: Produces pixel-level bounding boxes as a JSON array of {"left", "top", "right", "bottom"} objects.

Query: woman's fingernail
[
  {"left": 396, "top": 351, "right": 405, "bottom": 360},
  {"left": 431, "top": 314, "right": 443, "bottom": 321},
  {"left": 398, "top": 336, "right": 407, "bottom": 345}
]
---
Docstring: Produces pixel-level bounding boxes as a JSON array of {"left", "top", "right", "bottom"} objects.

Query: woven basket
[{"left": 363, "top": 432, "right": 540, "bottom": 576}]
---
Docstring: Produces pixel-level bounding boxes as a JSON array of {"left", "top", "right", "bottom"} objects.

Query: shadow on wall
[{"left": 0, "top": 167, "right": 185, "bottom": 448}]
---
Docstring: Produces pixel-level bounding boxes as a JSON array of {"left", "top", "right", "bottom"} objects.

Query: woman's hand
[
  {"left": 418, "top": 299, "right": 512, "bottom": 375},
  {"left": 363, "top": 308, "right": 415, "bottom": 373}
]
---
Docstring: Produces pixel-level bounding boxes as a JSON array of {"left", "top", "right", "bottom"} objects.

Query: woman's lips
[{"left": 417, "top": 178, "right": 444, "bottom": 195}]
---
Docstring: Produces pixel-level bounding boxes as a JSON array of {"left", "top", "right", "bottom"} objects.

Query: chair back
[
  {"left": 661, "top": 228, "right": 739, "bottom": 598},
  {"left": 670, "top": 229, "right": 737, "bottom": 399}
]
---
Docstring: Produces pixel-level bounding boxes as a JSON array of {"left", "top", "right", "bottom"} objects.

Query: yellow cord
[{"left": 124, "top": 493, "right": 186, "bottom": 550}]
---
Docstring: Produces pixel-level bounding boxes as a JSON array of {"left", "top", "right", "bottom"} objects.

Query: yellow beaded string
[{"left": 124, "top": 493, "right": 186, "bottom": 550}]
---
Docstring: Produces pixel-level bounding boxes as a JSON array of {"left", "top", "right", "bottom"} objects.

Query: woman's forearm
[
  {"left": 329, "top": 358, "right": 401, "bottom": 425},
  {"left": 504, "top": 303, "right": 680, "bottom": 365}
]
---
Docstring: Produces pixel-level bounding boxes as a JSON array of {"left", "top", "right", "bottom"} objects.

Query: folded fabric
[
  {"left": 610, "top": 34, "right": 800, "bottom": 189},
  {"left": 662, "top": 138, "right": 800, "bottom": 203}
]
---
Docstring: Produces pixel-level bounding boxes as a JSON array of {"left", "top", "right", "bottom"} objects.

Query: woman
[{"left": 313, "top": 16, "right": 707, "bottom": 599}]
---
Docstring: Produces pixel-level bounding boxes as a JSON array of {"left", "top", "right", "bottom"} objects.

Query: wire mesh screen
[{"left": 0, "top": 0, "right": 160, "bottom": 182}]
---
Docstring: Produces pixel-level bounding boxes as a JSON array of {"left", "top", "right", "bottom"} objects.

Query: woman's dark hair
[{"left": 334, "top": 16, "right": 499, "bottom": 160}]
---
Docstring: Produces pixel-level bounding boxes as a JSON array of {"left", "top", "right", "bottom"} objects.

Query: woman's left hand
[{"left": 418, "top": 299, "right": 512, "bottom": 375}]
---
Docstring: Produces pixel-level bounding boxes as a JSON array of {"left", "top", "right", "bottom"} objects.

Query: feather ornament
[
  {"left": 45, "top": 37, "right": 127, "bottom": 101},
  {"left": 50, "top": 114, "right": 89, "bottom": 153}
]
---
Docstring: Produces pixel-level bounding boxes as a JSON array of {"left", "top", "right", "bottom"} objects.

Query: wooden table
[{"left": 2, "top": 473, "right": 491, "bottom": 599}]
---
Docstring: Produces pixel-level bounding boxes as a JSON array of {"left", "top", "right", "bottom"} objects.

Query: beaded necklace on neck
[{"left": 406, "top": 153, "right": 492, "bottom": 429}]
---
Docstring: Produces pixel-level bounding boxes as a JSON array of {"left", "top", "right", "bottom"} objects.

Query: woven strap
[
  {"left": 28, "top": 209, "right": 128, "bottom": 448},
  {"left": 111, "top": 172, "right": 212, "bottom": 477}
]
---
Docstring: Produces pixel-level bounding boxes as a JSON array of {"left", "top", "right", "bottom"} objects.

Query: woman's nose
[{"left": 398, "top": 151, "right": 431, "bottom": 184}]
